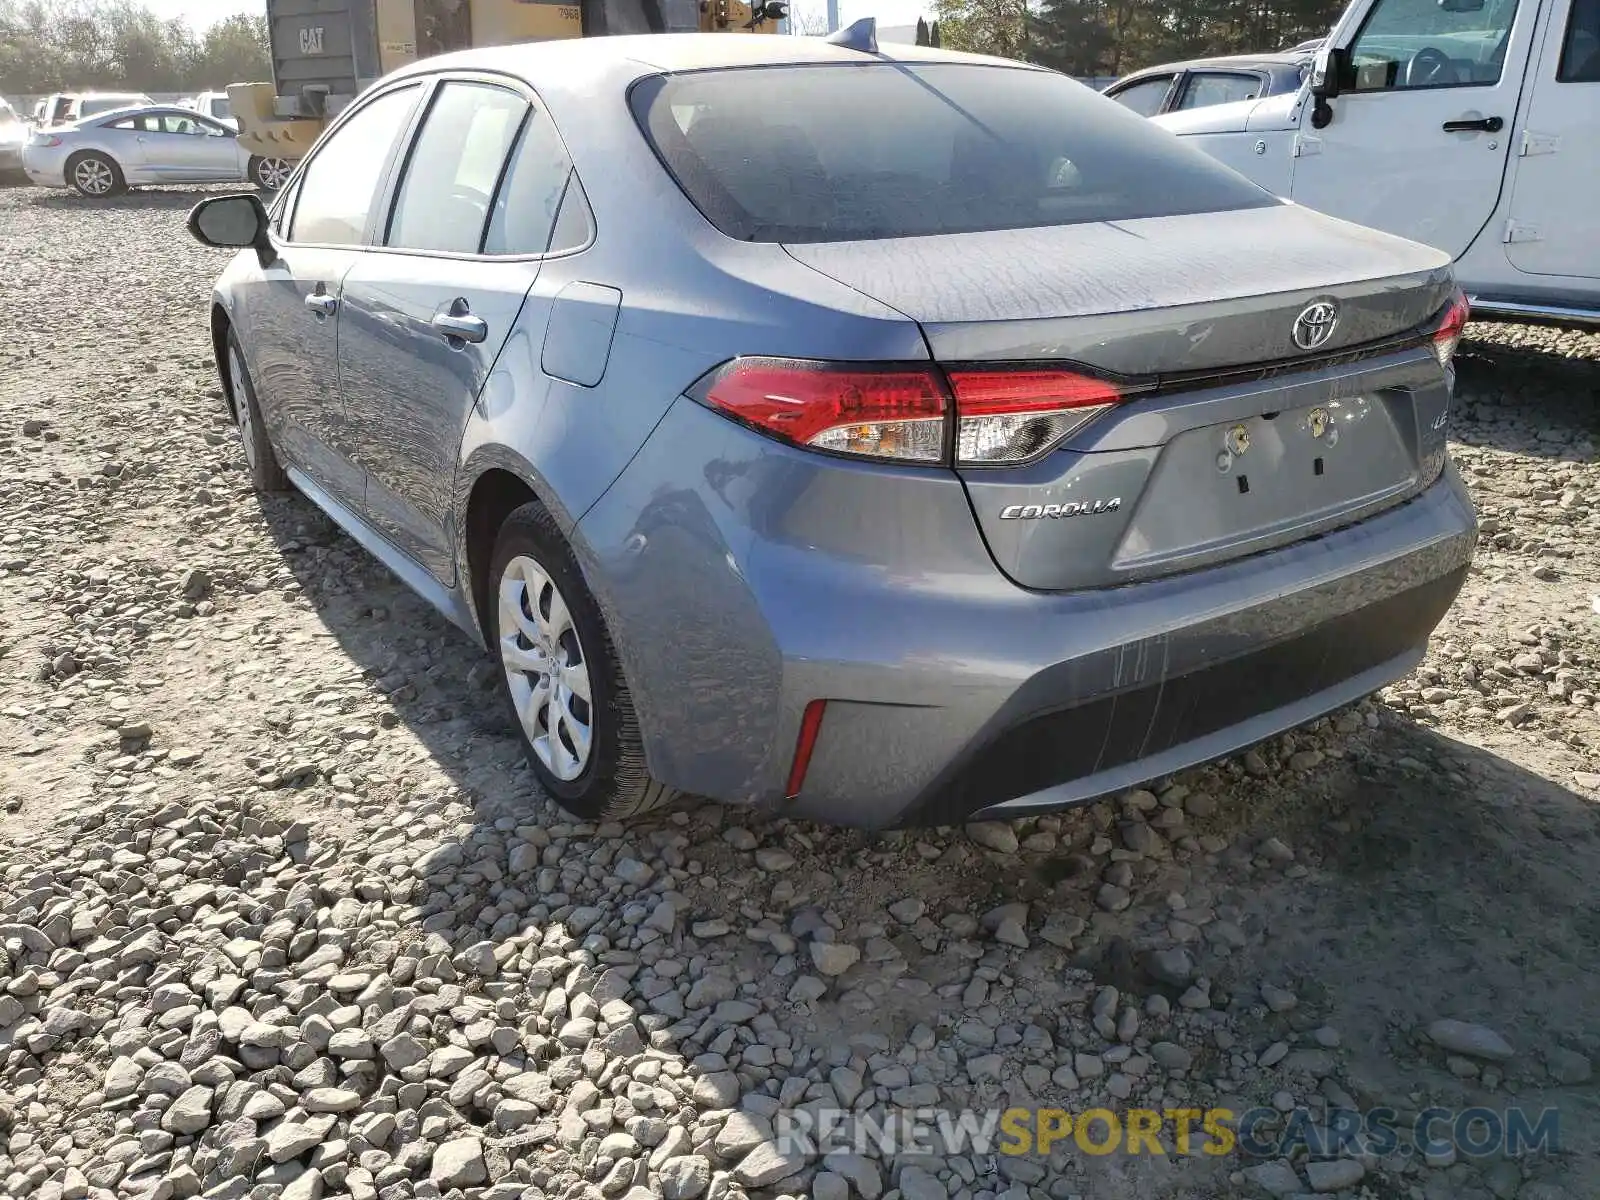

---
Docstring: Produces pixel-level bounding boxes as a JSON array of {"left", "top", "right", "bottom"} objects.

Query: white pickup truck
[{"left": 1152, "top": 0, "right": 1600, "bottom": 326}]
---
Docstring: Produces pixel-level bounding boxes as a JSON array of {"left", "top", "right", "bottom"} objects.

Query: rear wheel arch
[
  {"left": 460, "top": 462, "right": 632, "bottom": 686},
  {"left": 464, "top": 467, "right": 553, "bottom": 643}
]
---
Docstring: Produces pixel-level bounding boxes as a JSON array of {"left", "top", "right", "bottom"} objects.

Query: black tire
[
  {"left": 490, "top": 502, "right": 678, "bottom": 824},
  {"left": 223, "top": 332, "right": 289, "bottom": 493},
  {"left": 249, "top": 155, "right": 293, "bottom": 192},
  {"left": 67, "top": 151, "right": 124, "bottom": 198}
]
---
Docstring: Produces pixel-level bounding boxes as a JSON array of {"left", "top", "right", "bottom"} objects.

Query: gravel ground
[{"left": 1, "top": 183, "right": 1598, "bottom": 1200}]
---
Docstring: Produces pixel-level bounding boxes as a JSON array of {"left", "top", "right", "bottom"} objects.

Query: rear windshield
[{"left": 630, "top": 62, "right": 1276, "bottom": 243}]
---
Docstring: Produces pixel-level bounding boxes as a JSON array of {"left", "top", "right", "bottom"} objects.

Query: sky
[
  {"left": 141, "top": 0, "right": 262, "bottom": 28},
  {"left": 140, "top": 0, "right": 930, "bottom": 34}
]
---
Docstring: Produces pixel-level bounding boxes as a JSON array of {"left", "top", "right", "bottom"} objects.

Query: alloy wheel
[
  {"left": 498, "top": 554, "right": 594, "bottom": 781},
  {"left": 74, "top": 158, "right": 114, "bottom": 196},
  {"left": 258, "top": 157, "right": 292, "bottom": 190}
]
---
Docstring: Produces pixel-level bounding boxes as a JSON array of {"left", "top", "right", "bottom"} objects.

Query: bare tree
[{"left": 785, "top": 4, "right": 832, "bottom": 35}]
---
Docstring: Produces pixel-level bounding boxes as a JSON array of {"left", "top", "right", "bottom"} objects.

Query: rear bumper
[
  {"left": 578, "top": 398, "right": 1477, "bottom": 829},
  {"left": 20, "top": 147, "right": 66, "bottom": 186},
  {"left": 0, "top": 144, "right": 23, "bottom": 172}
]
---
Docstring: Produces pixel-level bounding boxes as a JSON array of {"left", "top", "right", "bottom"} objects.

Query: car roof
[
  {"left": 1117, "top": 51, "right": 1311, "bottom": 79},
  {"left": 81, "top": 104, "right": 217, "bottom": 123},
  {"left": 392, "top": 31, "right": 1043, "bottom": 94}
]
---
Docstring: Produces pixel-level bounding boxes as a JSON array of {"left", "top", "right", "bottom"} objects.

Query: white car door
[
  {"left": 190, "top": 114, "right": 248, "bottom": 180},
  {"left": 1501, "top": 0, "right": 1600, "bottom": 279},
  {"left": 1290, "top": 0, "right": 1536, "bottom": 259},
  {"left": 138, "top": 112, "right": 225, "bottom": 180}
]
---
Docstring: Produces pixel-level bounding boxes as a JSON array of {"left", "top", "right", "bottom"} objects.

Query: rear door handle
[
  {"left": 304, "top": 291, "right": 337, "bottom": 318},
  {"left": 432, "top": 300, "right": 488, "bottom": 345},
  {"left": 1442, "top": 116, "right": 1503, "bottom": 133}
]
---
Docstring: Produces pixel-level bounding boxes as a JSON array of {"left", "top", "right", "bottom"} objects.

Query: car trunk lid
[{"left": 785, "top": 204, "right": 1458, "bottom": 591}]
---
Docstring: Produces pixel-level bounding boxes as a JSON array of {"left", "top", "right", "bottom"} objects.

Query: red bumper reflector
[{"left": 785, "top": 699, "right": 828, "bottom": 801}]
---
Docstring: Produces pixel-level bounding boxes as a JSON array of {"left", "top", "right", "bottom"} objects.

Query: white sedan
[{"left": 21, "top": 105, "right": 266, "bottom": 197}]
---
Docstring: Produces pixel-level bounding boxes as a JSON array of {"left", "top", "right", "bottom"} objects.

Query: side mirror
[
  {"left": 1310, "top": 46, "right": 1343, "bottom": 99},
  {"left": 1309, "top": 45, "right": 1345, "bottom": 129},
  {"left": 188, "top": 193, "right": 275, "bottom": 266}
]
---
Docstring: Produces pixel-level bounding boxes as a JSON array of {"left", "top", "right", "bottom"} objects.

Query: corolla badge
[
  {"left": 1292, "top": 300, "right": 1339, "bottom": 351},
  {"left": 999, "top": 498, "right": 1122, "bottom": 520}
]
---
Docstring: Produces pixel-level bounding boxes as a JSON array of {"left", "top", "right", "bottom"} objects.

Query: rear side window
[
  {"left": 1176, "top": 71, "right": 1265, "bottom": 109},
  {"left": 290, "top": 84, "right": 423, "bottom": 246},
  {"left": 1109, "top": 75, "right": 1174, "bottom": 115},
  {"left": 1559, "top": 0, "right": 1600, "bottom": 80},
  {"left": 388, "top": 81, "right": 529, "bottom": 254},
  {"left": 483, "top": 109, "right": 583, "bottom": 255},
  {"left": 632, "top": 64, "right": 1274, "bottom": 243}
]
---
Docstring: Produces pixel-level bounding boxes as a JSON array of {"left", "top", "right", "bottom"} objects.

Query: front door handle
[
  {"left": 304, "top": 291, "right": 337, "bottom": 318},
  {"left": 1442, "top": 115, "right": 1503, "bottom": 133},
  {"left": 432, "top": 299, "right": 487, "bottom": 345}
]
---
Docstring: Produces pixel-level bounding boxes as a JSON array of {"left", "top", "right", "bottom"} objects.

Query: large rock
[
  {"left": 732, "top": 1141, "right": 808, "bottom": 1188},
  {"left": 160, "top": 1085, "right": 214, "bottom": 1134},
  {"left": 809, "top": 941, "right": 861, "bottom": 977},
  {"left": 1427, "top": 1019, "right": 1514, "bottom": 1062},
  {"left": 430, "top": 1137, "right": 488, "bottom": 1188},
  {"left": 658, "top": 1155, "right": 712, "bottom": 1200},
  {"left": 1305, "top": 1159, "right": 1365, "bottom": 1192}
]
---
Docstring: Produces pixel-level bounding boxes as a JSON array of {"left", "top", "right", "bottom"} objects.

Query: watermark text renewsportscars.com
[{"left": 773, "top": 1104, "right": 1562, "bottom": 1160}]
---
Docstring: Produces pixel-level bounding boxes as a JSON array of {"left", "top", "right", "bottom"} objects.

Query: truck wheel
[{"left": 249, "top": 156, "right": 293, "bottom": 191}]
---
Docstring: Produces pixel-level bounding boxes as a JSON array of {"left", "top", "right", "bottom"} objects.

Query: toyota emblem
[{"left": 1292, "top": 300, "right": 1339, "bottom": 351}]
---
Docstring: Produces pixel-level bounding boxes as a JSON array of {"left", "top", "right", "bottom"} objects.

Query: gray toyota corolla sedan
[{"left": 187, "top": 31, "right": 1478, "bottom": 829}]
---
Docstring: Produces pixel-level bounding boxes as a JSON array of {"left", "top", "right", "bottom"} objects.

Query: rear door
[
  {"left": 1502, "top": 0, "right": 1600, "bottom": 278},
  {"left": 336, "top": 76, "right": 556, "bottom": 585},
  {"left": 1290, "top": 0, "right": 1534, "bottom": 257}
]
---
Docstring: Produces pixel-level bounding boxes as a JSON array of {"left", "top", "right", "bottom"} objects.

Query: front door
[
  {"left": 235, "top": 81, "right": 429, "bottom": 511},
  {"left": 137, "top": 112, "right": 222, "bottom": 180},
  {"left": 239, "top": 246, "right": 367, "bottom": 509},
  {"left": 1503, "top": 0, "right": 1600, "bottom": 279},
  {"left": 337, "top": 78, "right": 538, "bottom": 584},
  {"left": 1290, "top": 0, "right": 1535, "bottom": 258}
]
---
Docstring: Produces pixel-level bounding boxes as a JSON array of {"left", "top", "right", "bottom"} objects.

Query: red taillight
[
  {"left": 698, "top": 358, "right": 946, "bottom": 463},
  {"left": 693, "top": 357, "right": 1123, "bottom": 467},
  {"left": 1432, "top": 291, "right": 1470, "bottom": 368},
  {"left": 947, "top": 369, "right": 1122, "bottom": 465},
  {"left": 785, "top": 700, "right": 827, "bottom": 800}
]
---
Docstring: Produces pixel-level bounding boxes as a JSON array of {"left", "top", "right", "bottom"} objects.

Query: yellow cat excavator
[{"left": 232, "top": 0, "right": 786, "bottom": 179}]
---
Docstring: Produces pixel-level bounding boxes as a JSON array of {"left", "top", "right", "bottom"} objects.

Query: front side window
[
  {"left": 1108, "top": 75, "right": 1175, "bottom": 115},
  {"left": 290, "top": 84, "right": 423, "bottom": 247},
  {"left": 632, "top": 64, "right": 1273, "bottom": 244},
  {"left": 1346, "top": 0, "right": 1520, "bottom": 90},
  {"left": 1558, "top": 0, "right": 1600, "bottom": 80},
  {"left": 1176, "top": 71, "right": 1265, "bottom": 109},
  {"left": 387, "top": 81, "right": 528, "bottom": 254},
  {"left": 210, "top": 97, "right": 233, "bottom": 119}
]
